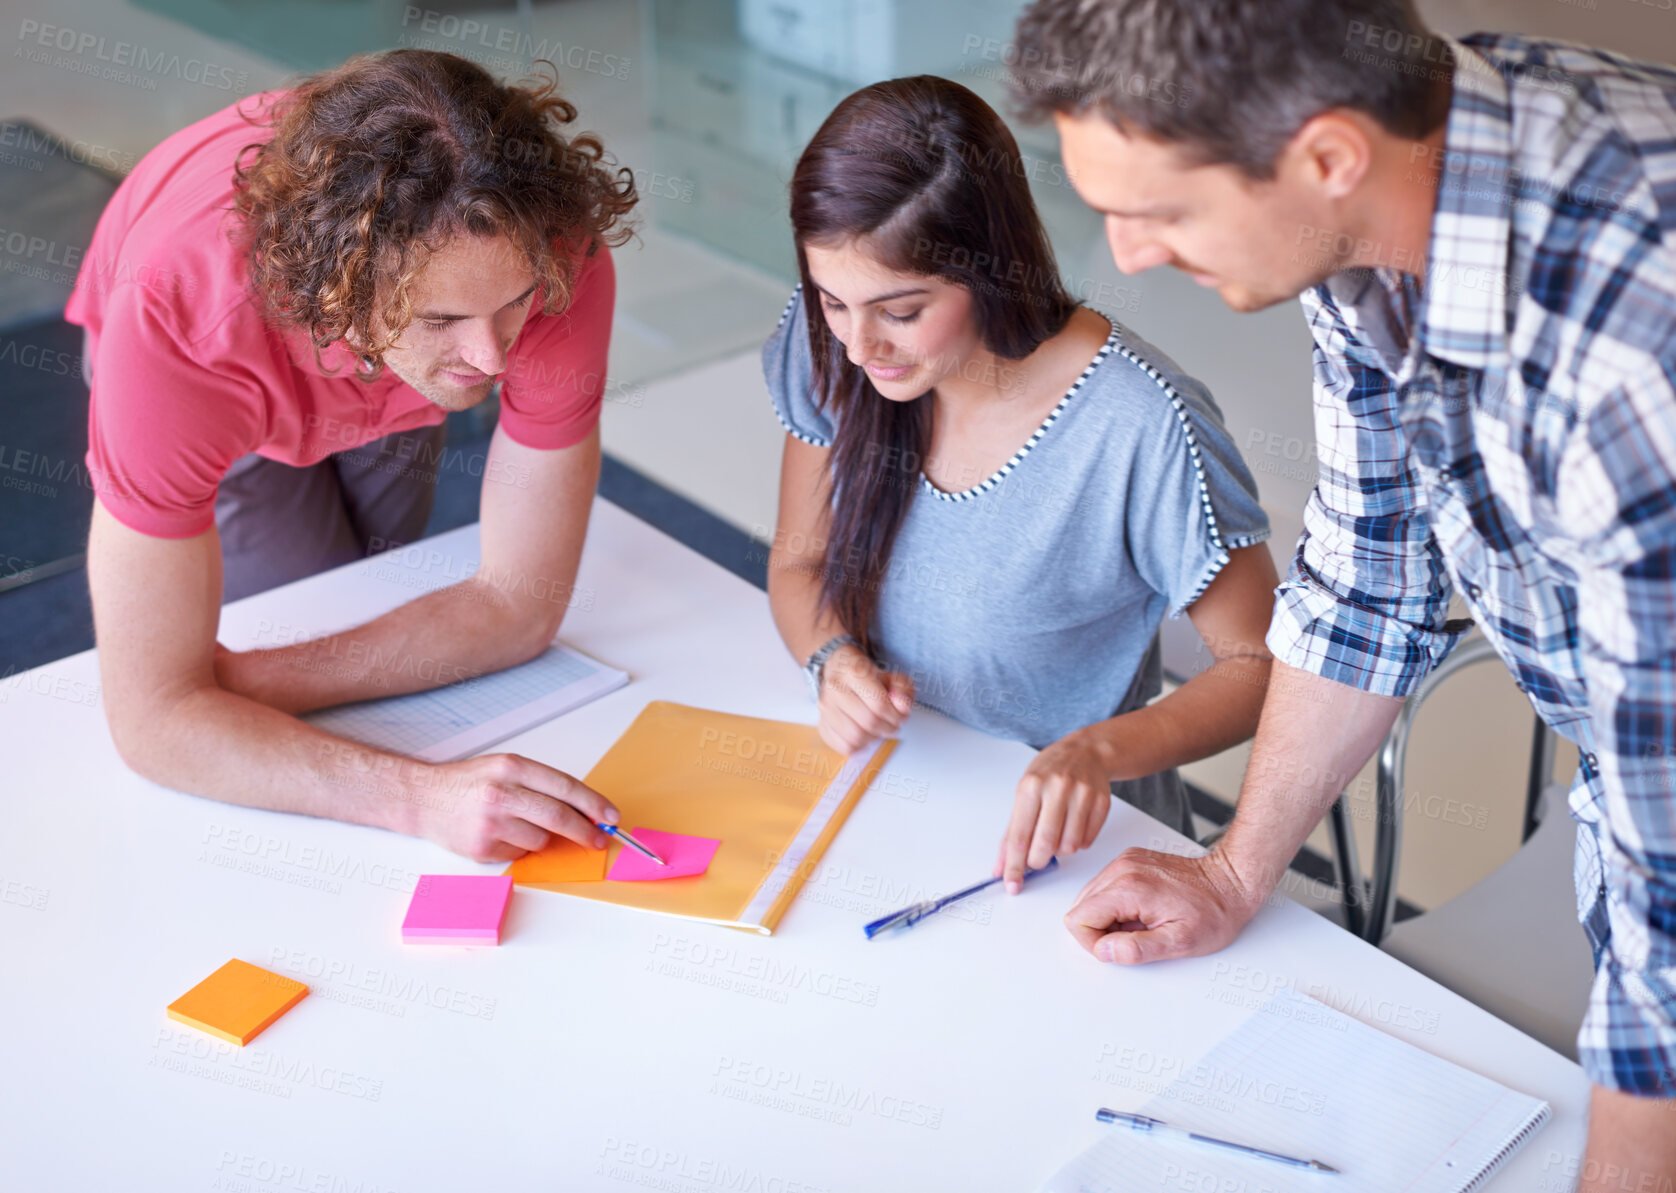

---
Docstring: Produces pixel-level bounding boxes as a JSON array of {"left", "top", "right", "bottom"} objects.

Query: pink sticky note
[
  {"left": 402, "top": 874, "right": 514, "bottom": 944},
  {"left": 606, "top": 828, "right": 721, "bottom": 882}
]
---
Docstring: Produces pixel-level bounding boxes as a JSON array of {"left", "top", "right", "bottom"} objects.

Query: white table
[{"left": 0, "top": 499, "right": 1591, "bottom": 1192}]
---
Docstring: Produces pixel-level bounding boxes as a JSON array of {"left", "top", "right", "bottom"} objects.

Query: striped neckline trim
[{"left": 921, "top": 321, "right": 1119, "bottom": 502}]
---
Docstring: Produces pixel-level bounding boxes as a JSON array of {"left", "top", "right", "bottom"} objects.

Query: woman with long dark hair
[{"left": 764, "top": 76, "right": 1280, "bottom": 890}]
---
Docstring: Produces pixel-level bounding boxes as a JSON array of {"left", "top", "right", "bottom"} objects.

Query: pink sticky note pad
[
  {"left": 606, "top": 828, "right": 721, "bottom": 882},
  {"left": 402, "top": 874, "right": 514, "bottom": 944}
]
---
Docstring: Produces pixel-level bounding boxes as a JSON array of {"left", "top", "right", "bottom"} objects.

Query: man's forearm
[
  {"left": 1580, "top": 1085, "right": 1676, "bottom": 1193},
  {"left": 1215, "top": 661, "right": 1405, "bottom": 896},
  {"left": 225, "top": 569, "right": 576, "bottom": 714},
  {"left": 121, "top": 681, "right": 436, "bottom": 832}
]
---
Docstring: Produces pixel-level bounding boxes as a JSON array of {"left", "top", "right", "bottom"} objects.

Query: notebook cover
[{"left": 508, "top": 701, "right": 894, "bottom": 934}]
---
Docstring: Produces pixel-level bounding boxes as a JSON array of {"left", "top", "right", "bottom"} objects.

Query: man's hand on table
[
  {"left": 1059, "top": 663, "right": 1404, "bottom": 964},
  {"left": 1064, "top": 845, "right": 1267, "bottom": 964},
  {"left": 403, "top": 753, "right": 618, "bottom": 863}
]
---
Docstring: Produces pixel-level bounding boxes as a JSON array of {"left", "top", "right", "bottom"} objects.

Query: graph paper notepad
[
  {"left": 1042, "top": 986, "right": 1550, "bottom": 1193},
  {"left": 304, "top": 642, "right": 628, "bottom": 762}
]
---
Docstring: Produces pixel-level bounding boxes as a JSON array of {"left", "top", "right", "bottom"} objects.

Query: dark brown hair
[
  {"left": 1010, "top": 0, "right": 1452, "bottom": 178},
  {"left": 790, "top": 75, "right": 1075, "bottom": 652},
  {"left": 232, "top": 48, "right": 637, "bottom": 376}
]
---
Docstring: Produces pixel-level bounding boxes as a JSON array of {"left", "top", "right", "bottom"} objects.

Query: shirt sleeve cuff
[
  {"left": 1577, "top": 961, "right": 1676, "bottom": 1096},
  {"left": 1265, "top": 571, "right": 1466, "bottom": 700},
  {"left": 496, "top": 408, "right": 598, "bottom": 452},
  {"left": 87, "top": 469, "right": 216, "bottom": 540}
]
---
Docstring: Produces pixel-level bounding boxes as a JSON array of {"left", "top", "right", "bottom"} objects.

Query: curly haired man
[{"left": 66, "top": 50, "right": 638, "bottom": 861}]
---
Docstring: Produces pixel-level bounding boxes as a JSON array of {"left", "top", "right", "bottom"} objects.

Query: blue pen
[
  {"left": 597, "top": 823, "right": 666, "bottom": 866},
  {"left": 864, "top": 858, "right": 1058, "bottom": 938},
  {"left": 1096, "top": 1109, "right": 1339, "bottom": 1174}
]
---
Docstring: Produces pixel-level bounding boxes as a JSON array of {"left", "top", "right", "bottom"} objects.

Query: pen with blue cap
[
  {"left": 597, "top": 823, "right": 666, "bottom": 866},
  {"left": 864, "top": 858, "right": 1057, "bottom": 938},
  {"left": 1096, "top": 1108, "right": 1339, "bottom": 1174}
]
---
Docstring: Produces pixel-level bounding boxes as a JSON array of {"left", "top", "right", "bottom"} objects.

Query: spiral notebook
[{"left": 1043, "top": 986, "right": 1550, "bottom": 1193}]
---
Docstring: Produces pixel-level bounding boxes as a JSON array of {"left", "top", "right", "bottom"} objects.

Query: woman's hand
[
  {"left": 816, "top": 644, "right": 914, "bottom": 755},
  {"left": 998, "top": 728, "right": 1115, "bottom": 893}
]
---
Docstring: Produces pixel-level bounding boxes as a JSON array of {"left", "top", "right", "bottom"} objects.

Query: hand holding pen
[{"left": 597, "top": 823, "right": 666, "bottom": 865}]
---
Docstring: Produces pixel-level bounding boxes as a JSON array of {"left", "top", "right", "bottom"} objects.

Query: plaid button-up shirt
[{"left": 1270, "top": 34, "right": 1676, "bottom": 1094}]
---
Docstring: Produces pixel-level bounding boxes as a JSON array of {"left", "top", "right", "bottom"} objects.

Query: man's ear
[{"left": 1283, "top": 109, "right": 1375, "bottom": 201}]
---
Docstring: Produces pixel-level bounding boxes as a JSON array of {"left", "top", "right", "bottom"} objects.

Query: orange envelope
[{"left": 509, "top": 701, "right": 894, "bottom": 934}]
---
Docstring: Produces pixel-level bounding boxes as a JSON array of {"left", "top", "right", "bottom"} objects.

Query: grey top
[{"left": 765, "top": 286, "right": 1271, "bottom": 770}]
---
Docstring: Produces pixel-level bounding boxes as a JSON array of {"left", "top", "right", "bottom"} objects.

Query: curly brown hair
[{"left": 232, "top": 48, "right": 637, "bottom": 377}]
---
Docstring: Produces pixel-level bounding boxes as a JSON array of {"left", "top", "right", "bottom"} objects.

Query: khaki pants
[
  {"left": 214, "top": 424, "right": 446, "bottom": 602},
  {"left": 84, "top": 329, "right": 446, "bottom": 602}
]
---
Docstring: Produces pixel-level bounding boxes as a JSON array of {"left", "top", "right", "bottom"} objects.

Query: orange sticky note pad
[
  {"left": 167, "top": 959, "right": 308, "bottom": 1046},
  {"left": 509, "top": 836, "right": 608, "bottom": 884}
]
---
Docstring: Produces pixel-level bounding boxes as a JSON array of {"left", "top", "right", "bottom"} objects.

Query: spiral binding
[{"left": 1455, "top": 1102, "right": 1553, "bottom": 1193}]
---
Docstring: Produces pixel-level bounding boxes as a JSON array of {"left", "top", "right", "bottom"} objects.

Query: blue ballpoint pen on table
[
  {"left": 863, "top": 857, "right": 1058, "bottom": 938},
  {"left": 1096, "top": 1108, "right": 1339, "bottom": 1174},
  {"left": 597, "top": 823, "right": 666, "bottom": 866}
]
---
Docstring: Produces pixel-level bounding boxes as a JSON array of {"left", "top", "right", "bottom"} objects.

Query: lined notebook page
[{"left": 1043, "top": 987, "right": 1550, "bottom": 1193}]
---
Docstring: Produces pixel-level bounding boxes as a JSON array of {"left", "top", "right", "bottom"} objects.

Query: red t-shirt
[{"left": 64, "top": 91, "right": 615, "bottom": 540}]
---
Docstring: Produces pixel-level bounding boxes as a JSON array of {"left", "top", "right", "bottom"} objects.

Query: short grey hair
[{"left": 1010, "top": 0, "right": 1452, "bottom": 177}]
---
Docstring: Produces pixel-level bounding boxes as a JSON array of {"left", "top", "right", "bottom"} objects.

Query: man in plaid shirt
[{"left": 1014, "top": 0, "right": 1675, "bottom": 1183}]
